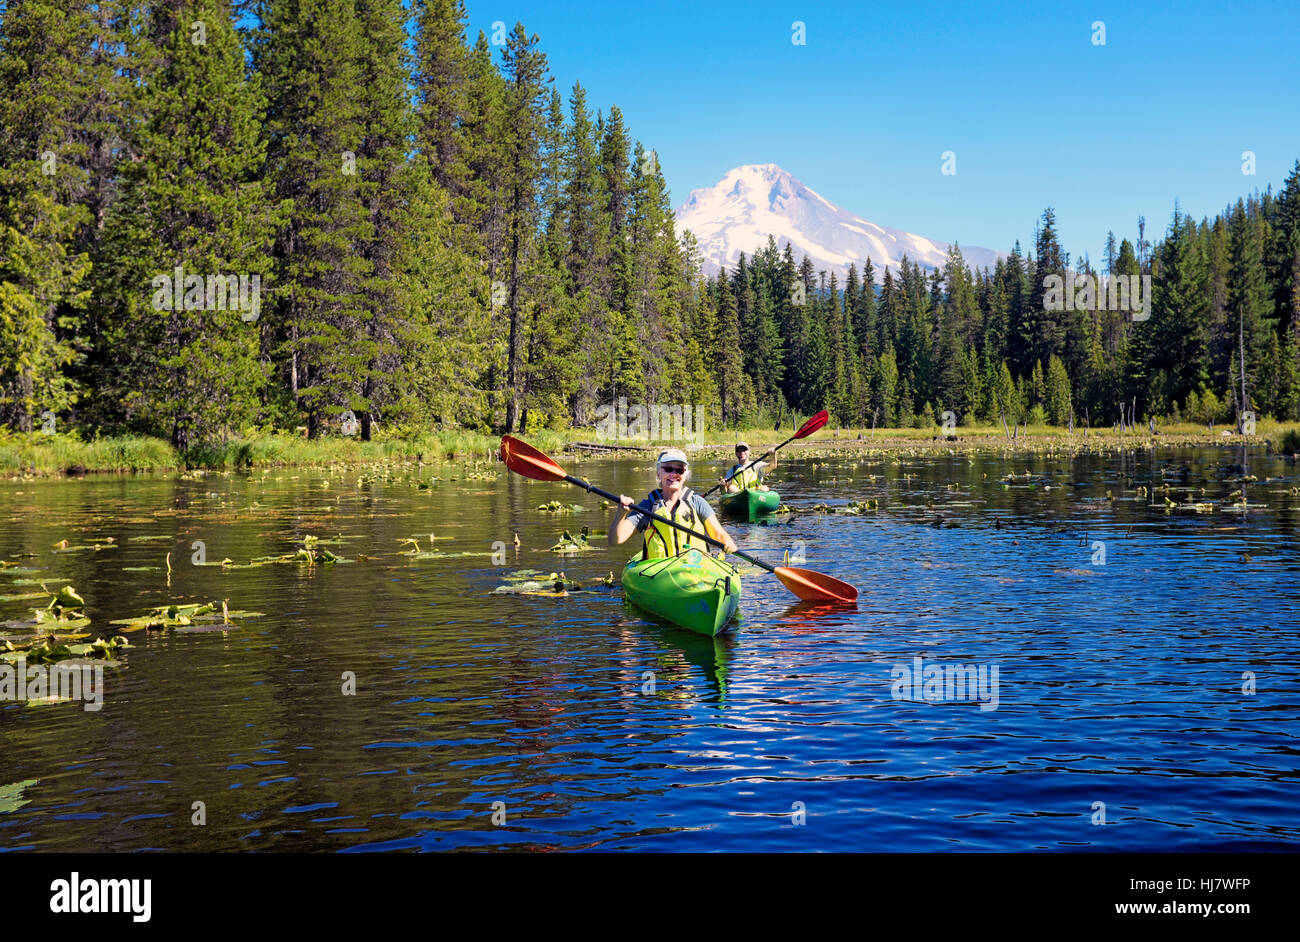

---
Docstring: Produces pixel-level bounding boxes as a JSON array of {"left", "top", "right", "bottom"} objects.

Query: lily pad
[
  {"left": 0, "top": 779, "right": 38, "bottom": 814},
  {"left": 109, "top": 600, "right": 259, "bottom": 631},
  {"left": 536, "top": 501, "right": 586, "bottom": 514},
  {"left": 50, "top": 585, "right": 84, "bottom": 611},
  {"left": 500, "top": 569, "right": 550, "bottom": 581},
  {"left": 492, "top": 581, "right": 570, "bottom": 597},
  {"left": 548, "top": 528, "right": 600, "bottom": 554}
]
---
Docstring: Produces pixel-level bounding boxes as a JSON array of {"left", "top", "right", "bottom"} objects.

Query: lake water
[{"left": 1, "top": 445, "right": 1297, "bottom": 851}]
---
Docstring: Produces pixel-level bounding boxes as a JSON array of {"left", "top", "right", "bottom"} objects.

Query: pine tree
[
  {"left": 413, "top": 0, "right": 470, "bottom": 207},
  {"left": 679, "top": 233, "right": 720, "bottom": 422},
  {"left": 874, "top": 344, "right": 899, "bottom": 426},
  {"left": 256, "top": 0, "right": 370, "bottom": 437},
  {"left": 1146, "top": 207, "right": 1210, "bottom": 414},
  {"left": 459, "top": 30, "right": 507, "bottom": 272},
  {"left": 386, "top": 160, "right": 490, "bottom": 429},
  {"left": 350, "top": 0, "right": 424, "bottom": 440},
  {"left": 1225, "top": 200, "right": 1270, "bottom": 414},
  {"left": 1045, "top": 354, "right": 1072, "bottom": 425},
  {"left": 592, "top": 105, "right": 640, "bottom": 413},
  {"left": 714, "top": 270, "right": 747, "bottom": 424},
  {"left": 562, "top": 81, "right": 606, "bottom": 292},
  {"left": 92, "top": 0, "right": 279, "bottom": 448},
  {"left": 0, "top": 0, "right": 104, "bottom": 429},
  {"left": 1205, "top": 215, "right": 1233, "bottom": 386},
  {"left": 959, "top": 344, "right": 983, "bottom": 422},
  {"left": 1032, "top": 208, "right": 1068, "bottom": 366},
  {"left": 1267, "top": 161, "right": 1300, "bottom": 334},
  {"left": 991, "top": 360, "right": 1016, "bottom": 425},
  {"left": 750, "top": 279, "right": 785, "bottom": 411},
  {"left": 499, "top": 22, "right": 550, "bottom": 432},
  {"left": 935, "top": 245, "right": 974, "bottom": 414},
  {"left": 1002, "top": 242, "right": 1034, "bottom": 376}
]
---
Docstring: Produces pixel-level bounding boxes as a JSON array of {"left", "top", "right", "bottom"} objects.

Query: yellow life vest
[
  {"left": 729, "top": 463, "right": 761, "bottom": 490},
  {"left": 641, "top": 488, "right": 710, "bottom": 559}
]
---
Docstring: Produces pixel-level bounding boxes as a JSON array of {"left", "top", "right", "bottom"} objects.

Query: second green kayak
[
  {"left": 621, "top": 549, "right": 741, "bottom": 636},
  {"left": 719, "top": 487, "right": 781, "bottom": 520}
]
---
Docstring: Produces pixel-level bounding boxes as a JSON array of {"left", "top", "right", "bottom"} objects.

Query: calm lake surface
[{"left": 2, "top": 445, "right": 1297, "bottom": 852}]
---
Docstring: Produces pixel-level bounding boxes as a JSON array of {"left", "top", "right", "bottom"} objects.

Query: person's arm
[{"left": 608, "top": 495, "right": 643, "bottom": 546}]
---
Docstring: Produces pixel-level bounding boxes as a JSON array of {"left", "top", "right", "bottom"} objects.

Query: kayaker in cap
[
  {"left": 609, "top": 447, "right": 739, "bottom": 558},
  {"left": 720, "top": 442, "right": 776, "bottom": 492}
]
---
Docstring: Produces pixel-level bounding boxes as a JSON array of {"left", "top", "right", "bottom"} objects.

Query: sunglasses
[{"left": 660, "top": 465, "right": 687, "bottom": 475}]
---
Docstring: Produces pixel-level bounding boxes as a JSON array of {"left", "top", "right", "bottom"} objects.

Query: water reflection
[{"left": 2, "top": 445, "right": 1298, "bottom": 851}]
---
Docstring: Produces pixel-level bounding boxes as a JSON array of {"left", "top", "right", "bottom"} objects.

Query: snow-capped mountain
[{"left": 674, "top": 164, "right": 1004, "bottom": 279}]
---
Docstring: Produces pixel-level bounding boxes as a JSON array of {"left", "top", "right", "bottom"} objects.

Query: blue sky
[{"left": 466, "top": 0, "right": 1300, "bottom": 265}]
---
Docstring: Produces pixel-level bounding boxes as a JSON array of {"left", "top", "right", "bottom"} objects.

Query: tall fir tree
[
  {"left": 0, "top": 0, "right": 107, "bottom": 429},
  {"left": 498, "top": 22, "right": 549, "bottom": 432},
  {"left": 255, "top": 0, "right": 371, "bottom": 437},
  {"left": 91, "top": 0, "right": 279, "bottom": 448}
]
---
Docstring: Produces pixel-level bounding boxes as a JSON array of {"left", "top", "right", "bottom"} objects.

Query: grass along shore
[
  {"left": 3, "top": 420, "right": 1298, "bottom": 478},
  {"left": 0, "top": 428, "right": 569, "bottom": 477}
]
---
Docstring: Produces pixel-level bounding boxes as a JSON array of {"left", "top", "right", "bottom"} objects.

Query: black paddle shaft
[{"left": 564, "top": 474, "right": 776, "bottom": 574}]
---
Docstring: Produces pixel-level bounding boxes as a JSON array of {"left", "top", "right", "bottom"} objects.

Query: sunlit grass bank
[
  {"left": 576, "top": 418, "right": 1300, "bottom": 455},
  {"left": 3, "top": 420, "right": 1297, "bottom": 478},
  {"left": 0, "top": 428, "right": 570, "bottom": 476}
]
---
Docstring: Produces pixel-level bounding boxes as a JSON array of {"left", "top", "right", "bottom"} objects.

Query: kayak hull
[
  {"left": 720, "top": 487, "right": 781, "bottom": 520},
  {"left": 621, "top": 549, "right": 742, "bottom": 636}
]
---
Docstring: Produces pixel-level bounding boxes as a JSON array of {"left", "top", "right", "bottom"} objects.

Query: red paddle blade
[
  {"left": 774, "top": 566, "right": 858, "bottom": 603},
  {"left": 500, "top": 435, "right": 567, "bottom": 482},
  {"left": 795, "top": 409, "right": 830, "bottom": 439}
]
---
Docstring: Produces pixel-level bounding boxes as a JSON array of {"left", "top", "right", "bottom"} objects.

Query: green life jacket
[{"left": 642, "top": 488, "right": 709, "bottom": 559}]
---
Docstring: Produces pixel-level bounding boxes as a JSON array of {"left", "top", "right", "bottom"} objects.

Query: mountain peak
[{"left": 675, "top": 165, "right": 1003, "bottom": 278}]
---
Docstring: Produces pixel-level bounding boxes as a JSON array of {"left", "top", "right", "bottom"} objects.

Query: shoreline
[{"left": 3, "top": 423, "right": 1295, "bottom": 479}]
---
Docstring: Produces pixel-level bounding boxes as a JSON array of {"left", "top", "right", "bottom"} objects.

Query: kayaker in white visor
[{"left": 608, "top": 448, "right": 739, "bottom": 559}]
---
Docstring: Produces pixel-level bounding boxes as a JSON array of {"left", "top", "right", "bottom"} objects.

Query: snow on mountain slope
[{"left": 674, "top": 164, "right": 1004, "bottom": 279}]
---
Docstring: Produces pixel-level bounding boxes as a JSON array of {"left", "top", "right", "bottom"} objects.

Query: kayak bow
[
  {"left": 719, "top": 487, "right": 781, "bottom": 520},
  {"left": 621, "top": 549, "right": 741, "bottom": 636}
]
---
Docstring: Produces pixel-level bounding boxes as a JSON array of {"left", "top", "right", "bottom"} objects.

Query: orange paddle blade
[
  {"left": 796, "top": 409, "right": 830, "bottom": 438},
  {"left": 500, "top": 435, "right": 567, "bottom": 482},
  {"left": 774, "top": 566, "right": 858, "bottom": 603}
]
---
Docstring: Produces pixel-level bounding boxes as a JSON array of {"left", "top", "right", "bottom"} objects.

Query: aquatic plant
[{"left": 108, "top": 600, "right": 263, "bottom": 631}]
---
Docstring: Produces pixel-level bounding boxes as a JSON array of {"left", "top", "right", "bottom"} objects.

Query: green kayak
[
  {"left": 719, "top": 487, "right": 781, "bottom": 520},
  {"left": 621, "top": 548, "right": 742, "bottom": 636}
]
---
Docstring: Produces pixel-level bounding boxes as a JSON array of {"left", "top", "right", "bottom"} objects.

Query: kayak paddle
[
  {"left": 700, "top": 409, "right": 829, "bottom": 499},
  {"left": 500, "top": 434, "right": 857, "bottom": 603}
]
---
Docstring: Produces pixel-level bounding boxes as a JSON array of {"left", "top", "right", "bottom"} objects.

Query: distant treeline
[
  {"left": 2, "top": 0, "right": 1298, "bottom": 448},
  {"left": 740, "top": 176, "right": 1300, "bottom": 431}
]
